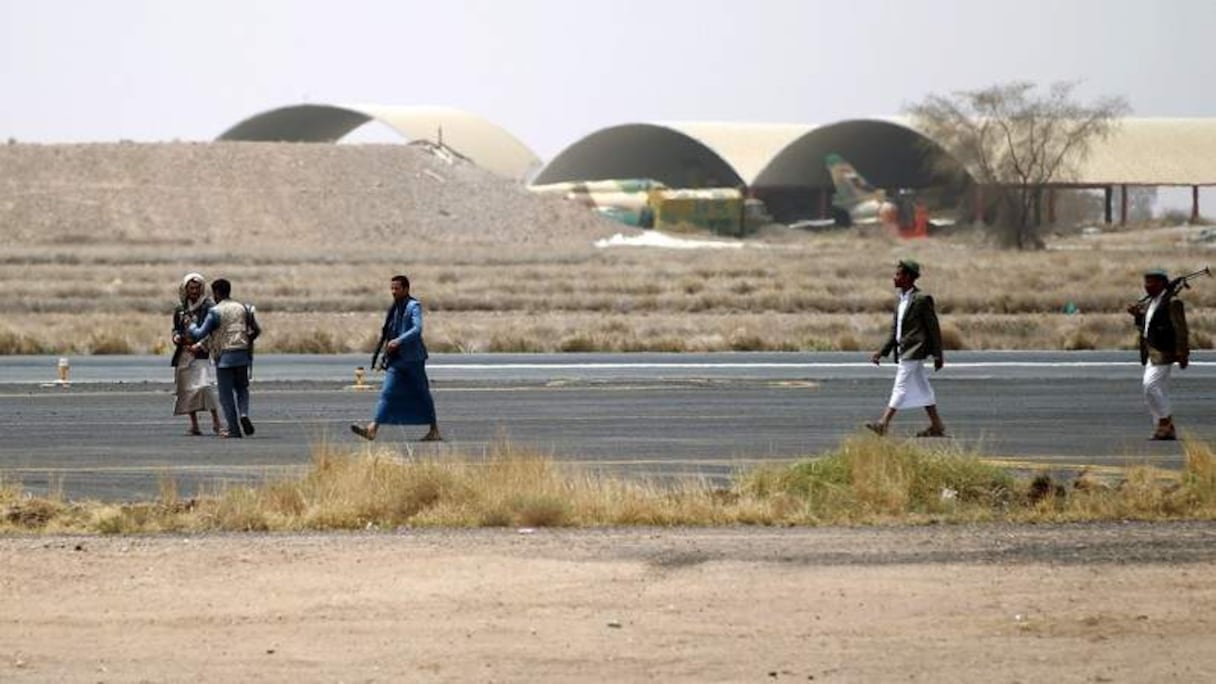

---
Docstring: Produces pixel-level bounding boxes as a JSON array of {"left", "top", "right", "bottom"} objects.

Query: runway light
[
  {"left": 41, "top": 357, "right": 71, "bottom": 388},
  {"left": 345, "top": 366, "right": 374, "bottom": 391}
]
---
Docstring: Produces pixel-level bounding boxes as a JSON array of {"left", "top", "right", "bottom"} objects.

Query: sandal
[
  {"left": 864, "top": 422, "right": 886, "bottom": 436},
  {"left": 350, "top": 423, "right": 375, "bottom": 441},
  {"left": 186, "top": 427, "right": 202, "bottom": 436},
  {"left": 915, "top": 426, "right": 948, "bottom": 438}
]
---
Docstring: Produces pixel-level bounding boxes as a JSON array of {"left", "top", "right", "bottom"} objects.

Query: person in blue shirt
[
  {"left": 351, "top": 274, "right": 442, "bottom": 442},
  {"left": 187, "top": 278, "right": 261, "bottom": 438}
]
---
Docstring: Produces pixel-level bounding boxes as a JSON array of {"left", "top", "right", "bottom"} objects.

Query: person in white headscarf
[{"left": 171, "top": 273, "right": 221, "bottom": 435}]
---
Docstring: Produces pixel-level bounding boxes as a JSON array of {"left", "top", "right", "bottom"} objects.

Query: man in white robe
[{"left": 866, "top": 259, "right": 948, "bottom": 438}]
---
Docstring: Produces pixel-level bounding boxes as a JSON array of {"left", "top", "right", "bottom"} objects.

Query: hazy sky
[{"left": 1, "top": 0, "right": 1213, "bottom": 160}]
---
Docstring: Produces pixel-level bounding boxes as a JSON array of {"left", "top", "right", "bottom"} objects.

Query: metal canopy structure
[
  {"left": 1064, "top": 118, "right": 1216, "bottom": 187},
  {"left": 217, "top": 104, "right": 541, "bottom": 181}
]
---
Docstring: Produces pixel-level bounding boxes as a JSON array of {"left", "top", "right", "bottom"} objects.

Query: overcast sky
[{"left": 1, "top": 0, "right": 1213, "bottom": 161}]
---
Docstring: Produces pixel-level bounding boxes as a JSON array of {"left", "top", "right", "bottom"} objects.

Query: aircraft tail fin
[{"left": 825, "top": 153, "right": 884, "bottom": 209}]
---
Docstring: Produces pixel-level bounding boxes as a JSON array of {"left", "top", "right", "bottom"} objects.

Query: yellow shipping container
[{"left": 650, "top": 188, "right": 745, "bottom": 236}]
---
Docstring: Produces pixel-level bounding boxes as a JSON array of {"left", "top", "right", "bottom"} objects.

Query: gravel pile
[{"left": 0, "top": 142, "right": 628, "bottom": 249}]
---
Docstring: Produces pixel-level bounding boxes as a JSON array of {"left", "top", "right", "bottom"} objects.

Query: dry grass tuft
[
  {"left": 1013, "top": 439, "right": 1216, "bottom": 522},
  {"left": 741, "top": 436, "right": 1015, "bottom": 523},
  {"left": 0, "top": 327, "right": 51, "bottom": 354},
  {"left": 270, "top": 328, "right": 353, "bottom": 354},
  {"left": 4, "top": 437, "right": 1216, "bottom": 534},
  {"left": 1181, "top": 439, "right": 1216, "bottom": 506},
  {"left": 86, "top": 333, "right": 134, "bottom": 355},
  {"left": 939, "top": 323, "right": 966, "bottom": 350}
]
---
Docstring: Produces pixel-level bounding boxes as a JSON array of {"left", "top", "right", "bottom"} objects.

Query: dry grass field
[
  {"left": 1, "top": 143, "right": 1213, "bottom": 355},
  {"left": 1, "top": 225, "right": 1213, "bottom": 355}
]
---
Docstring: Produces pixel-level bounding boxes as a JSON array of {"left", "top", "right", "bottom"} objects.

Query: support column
[
  {"left": 817, "top": 187, "right": 828, "bottom": 219},
  {"left": 1047, "top": 188, "right": 1057, "bottom": 224},
  {"left": 1193, "top": 186, "right": 1201, "bottom": 224},
  {"left": 1104, "top": 186, "right": 1113, "bottom": 224},
  {"left": 1120, "top": 184, "right": 1128, "bottom": 226}
]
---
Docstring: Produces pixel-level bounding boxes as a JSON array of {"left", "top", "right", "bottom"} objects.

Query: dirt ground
[{"left": 2, "top": 524, "right": 1215, "bottom": 683}]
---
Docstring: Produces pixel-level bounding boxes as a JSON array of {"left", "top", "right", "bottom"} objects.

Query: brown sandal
[
  {"left": 350, "top": 423, "right": 375, "bottom": 441},
  {"left": 915, "top": 426, "right": 948, "bottom": 438}
]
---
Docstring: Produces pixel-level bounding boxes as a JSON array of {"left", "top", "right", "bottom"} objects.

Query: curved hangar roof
[
  {"left": 217, "top": 104, "right": 541, "bottom": 181},
  {"left": 532, "top": 119, "right": 967, "bottom": 190},
  {"left": 534, "top": 117, "right": 1216, "bottom": 191}
]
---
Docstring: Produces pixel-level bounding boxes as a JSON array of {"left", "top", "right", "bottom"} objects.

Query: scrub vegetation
[
  {"left": 0, "top": 223, "right": 1212, "bottom": 355},
  {"left": 3, "top": 435, "right": 1214, "bottom": 534}
]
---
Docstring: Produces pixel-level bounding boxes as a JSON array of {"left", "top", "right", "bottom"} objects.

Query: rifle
[
  {"left": 369, "top": 302, "right": 396, "bottom": 371},
  {"left": 1134, "top": 266, "right": 1211, "bottom": 307},
  {"left": 244, "top": 303, "right": 260, "bottom": 379},
  {"left": 370, "top": 332, "right": 388, "bottom": 372}
]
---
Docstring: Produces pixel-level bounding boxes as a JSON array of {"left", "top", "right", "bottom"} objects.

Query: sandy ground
[{"left": 2, "top": 524, "right": 1215, "bottom": 683}]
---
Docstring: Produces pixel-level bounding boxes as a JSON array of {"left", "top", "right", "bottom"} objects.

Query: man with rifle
[
  {"left": 1128, "top": 268, "right": 1194, "bottom": 441},
  {"left": 352, "top": 274, "right": 442, "bottom": 442}
]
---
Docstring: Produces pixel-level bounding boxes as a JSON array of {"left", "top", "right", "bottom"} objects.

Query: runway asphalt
[{"left": 1, "top": 352, "right": 1212, "bottom": 501}]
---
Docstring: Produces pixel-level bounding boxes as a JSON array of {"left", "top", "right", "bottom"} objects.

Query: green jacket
[
  {"left": 1135, "top": 296, "right": 1188, "bottom": 366},
  {"left": 879, "top": 288, "right": 943, "bottom": 362}
]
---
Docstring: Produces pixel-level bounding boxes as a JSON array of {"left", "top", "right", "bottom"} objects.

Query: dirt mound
[{"left": 0, "top": 142, "right": 626, "bottom": 249}]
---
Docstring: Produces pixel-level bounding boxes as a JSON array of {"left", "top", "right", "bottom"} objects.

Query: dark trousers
[{"left": 216, "top": 365, "right": 251, "bottom": 436}]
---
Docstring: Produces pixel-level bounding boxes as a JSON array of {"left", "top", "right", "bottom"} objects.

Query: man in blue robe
[{"left": 351, "top": 274, "right": 442, "bottom": 442}]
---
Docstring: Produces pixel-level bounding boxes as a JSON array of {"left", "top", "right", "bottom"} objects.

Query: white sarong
[
  {"left": 888, "top": 359, "right": 936, "bottom": 409},
  {"left": 1143, "top": 363, "right": 1173, "bottom": 421},
  {"left": 174, "top": 356, "right": 220, "bottom": 415}
]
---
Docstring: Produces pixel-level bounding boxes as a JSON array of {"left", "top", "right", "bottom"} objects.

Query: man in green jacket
[{"left": 866, "top": 259, "right": 948, "bottom": 437}]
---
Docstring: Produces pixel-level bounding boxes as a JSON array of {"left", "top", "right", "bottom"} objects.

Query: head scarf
[{"left": 179, "top": 273, "right": 210, "bottom": 313}]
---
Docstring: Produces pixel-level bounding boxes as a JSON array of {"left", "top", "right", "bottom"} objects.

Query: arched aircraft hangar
[
  {"left": 215, "top": 105, "right": 1216, "bottom": 226},
  {"left": 532, "top": 119, "right": 970, "bottom": 223},
  {"left": 217, "top": 103, "right": 541, "bottom": 181}
]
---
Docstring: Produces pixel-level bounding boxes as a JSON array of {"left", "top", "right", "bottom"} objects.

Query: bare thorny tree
[{"left": 907, "top": 81, "right": 1129, "bottom": 249}]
